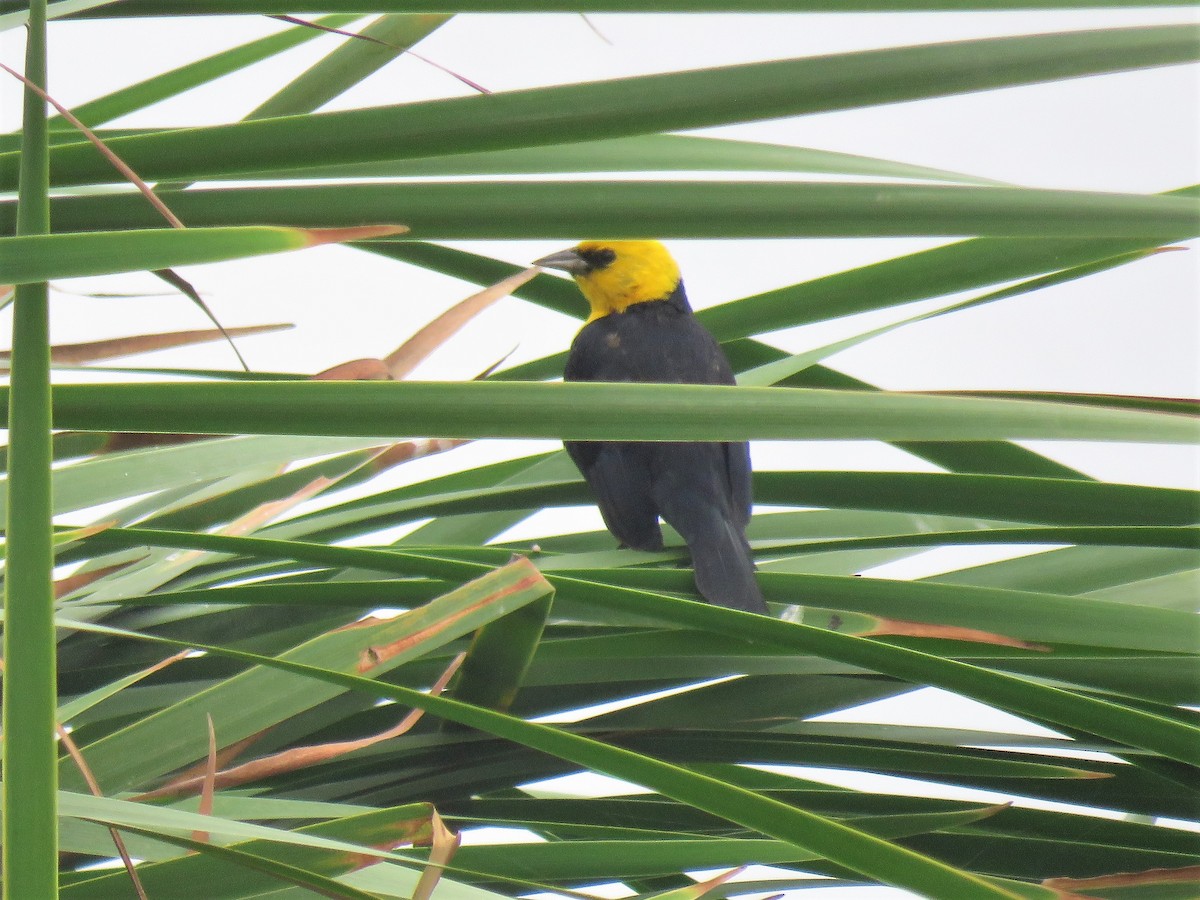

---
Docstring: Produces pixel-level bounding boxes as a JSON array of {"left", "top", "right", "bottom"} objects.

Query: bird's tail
[{"left": 676, "top": 513, "right": 767, "bottom": 615}]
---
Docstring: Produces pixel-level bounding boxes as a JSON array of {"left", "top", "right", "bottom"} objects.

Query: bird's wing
[
  {"left": 723, "top": 441, "right": 754, "bottom": 529},
  {"left": 567, "top": 441, "right": 664, "bottom": 552}
]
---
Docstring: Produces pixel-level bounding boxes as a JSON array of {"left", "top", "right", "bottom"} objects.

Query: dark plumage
[{"left": 534, "top": 241, "right": 767, "bottom": 615}]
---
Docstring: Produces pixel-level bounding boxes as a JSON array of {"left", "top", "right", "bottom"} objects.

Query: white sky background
[{"left": 2, "top": 10, "right": 1199, "bottom": 898}]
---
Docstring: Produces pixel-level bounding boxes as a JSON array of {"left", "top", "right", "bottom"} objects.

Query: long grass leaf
[
  {"left": 15, "top": 181, "right": 1198, "bottom": 239},
  {"left": 56, "top": 530, "right": 1200, "bottom": 764},
  {"left": 58, "top": 15, "right": 365, "bottom": 128},
  {"left": 1, "top": 0, "right": 58, "bottom": 894},
  {"left": 7, "top": 26, "right": 1196, "bottom": 187},
  {"left": 250, "top": 14, "right": 451, "bottom": 119},
  {"left": 53, "top": 622, "right": 1026, "bottom": 900},
  {"left": 0, "top": 224, "right": 404, "bottom": 284},
  {"left": 11, "top": 380, "right": 1196, "bottom": 443}
]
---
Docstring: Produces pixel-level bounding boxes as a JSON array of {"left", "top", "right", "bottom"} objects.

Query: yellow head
[{"left": 533, "top": 240, "right": 682, "bottom": 323}]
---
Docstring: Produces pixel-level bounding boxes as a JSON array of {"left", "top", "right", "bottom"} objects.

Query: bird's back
[
  {"left": 564, "top": 283, "right": 754, "bottom": 539},
  {"left": 564, "top": 284, "right": 735, "bottom": 387}
]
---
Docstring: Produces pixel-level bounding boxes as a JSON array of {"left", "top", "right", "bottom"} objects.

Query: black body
[{"left": 564, "top": 284, "right": 767, "bottom": 614}]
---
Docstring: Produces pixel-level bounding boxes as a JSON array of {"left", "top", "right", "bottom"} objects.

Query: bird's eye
[{"left": 578, "top": 247, "right": 617, "bottom": 271}]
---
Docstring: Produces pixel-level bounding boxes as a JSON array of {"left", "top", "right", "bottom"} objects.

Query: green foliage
[{"left": 0, "top": 5, "right": 1196, "bottom": 900}]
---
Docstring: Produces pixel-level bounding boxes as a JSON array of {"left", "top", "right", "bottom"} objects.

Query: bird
[{"left": 533, "top": 240, "right": 768, "bottom": 615}]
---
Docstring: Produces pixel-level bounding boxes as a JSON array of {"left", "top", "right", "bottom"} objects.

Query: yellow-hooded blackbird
[{"left": 533, "top": 240, "right": 767, "bottom": 615}]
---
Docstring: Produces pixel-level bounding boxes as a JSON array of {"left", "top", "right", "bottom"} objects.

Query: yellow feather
[{"left": 572, "top": 241, "right": 682, "bottom": 322}]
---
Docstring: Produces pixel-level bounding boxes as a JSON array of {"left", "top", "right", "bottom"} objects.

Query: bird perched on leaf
[{"left": 533, "top": 240, "right": 767, "bottom": 615}]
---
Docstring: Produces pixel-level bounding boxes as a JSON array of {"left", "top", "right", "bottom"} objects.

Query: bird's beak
[{"left": 532, "top": 248, "right": 590, "bottom": 275}]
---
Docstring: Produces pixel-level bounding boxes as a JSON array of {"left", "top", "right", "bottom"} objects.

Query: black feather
[{"left": 564, "top": 282, "right": 766, "bottom": 614}]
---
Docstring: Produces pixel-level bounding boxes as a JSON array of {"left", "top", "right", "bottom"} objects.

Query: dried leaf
[
  {"left": 0, "top": 324, "right": 292, "bottom": 366},
  {"left": 56, "top": 726, "right": 148, "bottom": 900},
  {"left": 268, "top": 14, "right": 384, "bottom": 42},
  {"left": 580, "top": 13, "right": 614, "bottom": 45},
  {"left": 150, "top": 474, "right": 334, "bottom": 577},
  {"left": 473, "top": 347, "right": 516, "bottom": 381},
  {"left": 368, "top": 438, "right": 467, "bottom": 475},
  {"left": 99, "top": 432, "right": 210, "bottom": 453},
  {"left": 152, "top": 268, "right": 253, "bottom": 372},
  {"left": 412, "top": 809, "right": 461, "bottom": 900},
  {"left": 336, "top": 804, "right": 438, "bottom": 873},
  {"left": 214, "top": 476, "right": 333, "bottom": 539},
  {"left": 123, "top": 650, "right": 194, "bottom": 688},
  {"left": 52, "top": 521, "right": 116, "bottom": 546},
  {"left": 193, "top": 714, "right": 219, "bottom": 844},
  {"left": 91, "top": 450, "right": 390, "bottom": 601},
  {"left": 304, "top": 225, "right": 408, "bottom": 246},
  {"left": 0, "top": 62, "right": 183, "bottom": 229},
  {"left": 645, "top": 867, "right": 748, "bottom": 900},
  {"left": 55, "top": 559, "right": 143, "bottom": 600},
  {"left": 865, "top": 617, "right": 1052, "bottom": 651},
  {"left": 268, "top": 16, "right": 489, "bottom": 93},
  {"left": 1043, "top": 865, "right": 1200, "bottom": 894},
  {"left": 404, "top": 49, "right": 490, "bottom": 94},
  {"left": 354, "top": 356, "right": 508, "bottom": 478},
  {"left": 139, "top": 654, "right": 464, "bottom": 799},
  {"left": 384, "top": 267, "right": 540, "bottom": 380},
  {"left": 0, "top": 66, "right": 276, "bottom": 402},
  {"left": 161, "top": 729, "right": 272, "bottom": 789},
  {"left": 358, "top": 559, "right": 545, "bottom": 673},
  {"left": 312, "top": 358, "right": 392, "bottom": 381}
]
